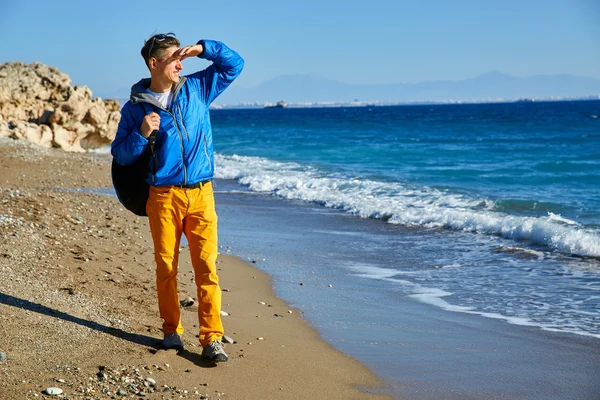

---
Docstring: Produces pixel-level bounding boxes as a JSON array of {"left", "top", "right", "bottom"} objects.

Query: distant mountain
[
  {"left": 96, "top": 72, "right": 600, "bottom": 106},
  {"left": 215, "top": 71, "right": 600, "bottom": 105}
]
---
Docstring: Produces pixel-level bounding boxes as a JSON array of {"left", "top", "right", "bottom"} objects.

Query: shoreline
[
  {"left": 3, "top": 137, "right": 599, "bottom": 399},
  {"left": 0, "top": 138, "right": 392, "bottom": 399},
  {"left": 213, "top": 176, "right": 600, "bottom": 399}
]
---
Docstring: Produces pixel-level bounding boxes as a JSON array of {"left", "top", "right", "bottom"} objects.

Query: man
[{"left": 111, "top": 33, "right": 243, "bottom": 363}]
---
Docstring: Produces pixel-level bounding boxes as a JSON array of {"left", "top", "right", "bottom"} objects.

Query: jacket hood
[{"left": 129, "top": 77, "right": 187, "bottom": 108}]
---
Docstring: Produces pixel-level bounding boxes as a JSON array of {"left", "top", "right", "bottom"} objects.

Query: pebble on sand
[
  {"left": 180, "top": 297, "right": 195, "bottom": 307},
  {"left": 0, "top": 352, "right": 6, "bottom": 362},
  {"left": 220, "top": 310, "right": 229, "bottom": 316},
  {"left": 223, "top": 335, "right": 235, "bottom": 344},
  {"left": 43, "top": 387, "right": 63, "bottom": 396}
]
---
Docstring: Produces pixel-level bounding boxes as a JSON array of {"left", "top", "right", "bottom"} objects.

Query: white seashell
[{"left": 44, "top": 387, "right": 63, "bottom": 396}]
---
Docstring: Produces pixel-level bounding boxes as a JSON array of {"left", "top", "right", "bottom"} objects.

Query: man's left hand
[{"left": 175, "top": 44, "right": 204, "bottom": 61}]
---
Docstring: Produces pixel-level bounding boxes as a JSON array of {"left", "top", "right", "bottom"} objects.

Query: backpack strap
[
  {"left": 139, "top": 103, "right": 159, "bottom": 178},
  {"left": 139, "top": 103, "right": 158, "bottom": 143}
]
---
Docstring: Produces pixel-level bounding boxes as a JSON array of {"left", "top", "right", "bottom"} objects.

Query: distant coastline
[
  {"left": 206, "top": 95, "right": 600, "bottom": 110},
  {"left": 108, "top": 95, "right": 600, "bottom": 110},
  {"left": 99, "top": 71, "right": 600, "bottom": 110}
]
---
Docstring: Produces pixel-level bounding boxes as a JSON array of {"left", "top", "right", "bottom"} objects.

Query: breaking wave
[{"left": 215, "top": 153, "right": 600, "bottom": 258}]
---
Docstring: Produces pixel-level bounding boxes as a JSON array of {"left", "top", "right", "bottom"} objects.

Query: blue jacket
[{"left": 111, "top": 40, "right": 244, "bottom": 186}]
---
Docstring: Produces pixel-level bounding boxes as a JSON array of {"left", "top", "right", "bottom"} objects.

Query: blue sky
[{"left": 0, "top": 0, "right": 598, "bottom": 97}]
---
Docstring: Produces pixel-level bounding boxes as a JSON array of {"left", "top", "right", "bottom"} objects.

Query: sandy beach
[
  {"left": 0, "top": 137, "right": 392, "bottom": 399},
  {"left": 2, "top": 131, "right": 600, "bottom": 400}
]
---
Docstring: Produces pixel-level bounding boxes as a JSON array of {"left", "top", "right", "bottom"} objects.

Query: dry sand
[{"left": 0, "top": 138, "right": 392, "bottom": 399}]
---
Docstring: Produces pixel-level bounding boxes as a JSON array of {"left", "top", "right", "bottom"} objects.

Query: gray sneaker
[
  {"left": 201, "top": 340, "right": 228, "bottom": 362},
  {"left": 163, "top": 333, "right": 184, "bottom": 351}
]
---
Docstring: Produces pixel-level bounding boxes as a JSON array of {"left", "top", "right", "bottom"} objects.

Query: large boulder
[{"left": 0, "top": 62, "right": 121, "bottom": 152}]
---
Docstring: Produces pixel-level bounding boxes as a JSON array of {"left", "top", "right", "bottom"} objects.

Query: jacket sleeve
[
  {"left": 187, "top": 40, "right": 244, "bottom": 104},
  {"left": 110, "top": 104, "right": 149, "bottom": 165}
]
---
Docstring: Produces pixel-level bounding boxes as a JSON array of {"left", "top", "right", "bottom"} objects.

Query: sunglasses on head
[{"left": 147, "top": 32, "right": 176, "bottom": 60}]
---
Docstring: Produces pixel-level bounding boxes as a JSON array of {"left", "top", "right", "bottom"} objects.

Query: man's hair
[{"left": 141, "top": 33, "right": 180, "bottom": 68}]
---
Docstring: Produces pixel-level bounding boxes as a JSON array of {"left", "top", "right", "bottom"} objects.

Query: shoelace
[{"left": 210, "top": 341, "right": 223, "bottom": 351}]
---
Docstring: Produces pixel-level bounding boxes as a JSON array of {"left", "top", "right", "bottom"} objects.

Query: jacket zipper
[
  {"left": 169, "top": 87, "right": 188, "bottom": 184},
  {"left": 177, "top": 105, "right": 189, "bottom": 140},
  {"left": 166, "top": 109, "right": 187, "bottom": 185}
]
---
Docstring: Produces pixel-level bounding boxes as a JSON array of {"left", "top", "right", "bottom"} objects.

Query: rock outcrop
[{"left": 0, "top": 62, "right": 120, "bottom": 152}]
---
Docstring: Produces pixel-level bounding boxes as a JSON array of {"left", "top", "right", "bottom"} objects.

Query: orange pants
[{"left": 146, "top": 182, "right": 223, "bottom": 347}]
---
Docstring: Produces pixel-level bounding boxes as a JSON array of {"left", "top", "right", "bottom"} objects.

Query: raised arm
[{"left": 185, "top": 40, "right": 244, "bottom": 104}]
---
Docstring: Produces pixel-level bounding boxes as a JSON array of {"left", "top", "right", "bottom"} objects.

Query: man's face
[{"left": 153, "top": 46, "right": 183, "bottom": 85}]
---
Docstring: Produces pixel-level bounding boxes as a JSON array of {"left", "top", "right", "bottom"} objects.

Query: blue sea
[
  {"left": 112, "top": 100, "right": 600, "bottom": 397},
  {"left": 213, "top": 102, "right": 598, "bottom": 316},
  {"left": 214, "top": 101, "right": 600, "bottom": 257}
]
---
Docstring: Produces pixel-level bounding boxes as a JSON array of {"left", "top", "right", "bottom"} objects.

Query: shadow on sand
[
  {"left": 0, "top": 291, "right": 160, "bottom": 349},
  {"left": 0, "top": 291, "right": 220, "bottom": 368},
  {"left": 177, "top": 350, "right": 218, "bottom": 368}
]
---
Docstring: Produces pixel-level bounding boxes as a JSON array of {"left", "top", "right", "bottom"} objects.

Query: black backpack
[{"left": 111, "top": 130, "right": 157, "bottom": 216}]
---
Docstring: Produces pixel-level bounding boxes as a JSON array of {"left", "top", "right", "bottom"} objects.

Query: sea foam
[
  {"left": 215, "top": 153, "right": 600, "bottom": 258},
  {"left": 348, "top": 264, "right": 600, "bottom": 339}
]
